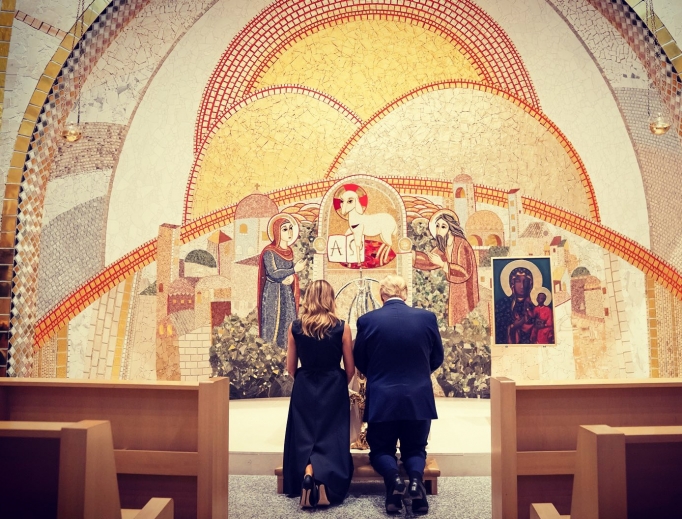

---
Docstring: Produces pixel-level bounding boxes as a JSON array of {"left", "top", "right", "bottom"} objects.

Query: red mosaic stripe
[
  {"left": 184, "top": 86, "right": 362, "bottom": 223},
  {"left": 195, "top": 0, "right": 539, "bottom": 154},
  {"left": 33, "top": 240, "right": 157, "bottom": 347},
  {"left": 522, "top": 196, "right": 682, "bottom": 299}
]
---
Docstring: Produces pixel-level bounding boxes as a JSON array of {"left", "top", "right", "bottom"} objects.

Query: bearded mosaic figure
[
  {"left": 257, "top": 214, "right": 305, "bottom": 348},
  {"left": 413, "top": 209, "right": 480, "bottom": 325}
]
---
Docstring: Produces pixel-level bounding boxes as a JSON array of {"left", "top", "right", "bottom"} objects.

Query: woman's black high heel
[{"left": 300, "top": 474, "right": 316, "bottom": 508}]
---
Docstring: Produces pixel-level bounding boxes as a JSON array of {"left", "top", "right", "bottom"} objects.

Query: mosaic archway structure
[
  {"left": 184, "top": 0, "right": 541, "bottom": 222},
  {"left": 3, "top": 0, "right": 682, "bottom": 381}
]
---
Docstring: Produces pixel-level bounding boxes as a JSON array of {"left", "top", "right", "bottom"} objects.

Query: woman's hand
[
  {"left": 282, "top": 275, "right": 294, "bottom": 285},
  {"left": 294, "top": 260, "right": 306, "bottom": 273}
]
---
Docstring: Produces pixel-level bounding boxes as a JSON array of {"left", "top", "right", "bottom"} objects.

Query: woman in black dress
[{"left": 283, "top": 279, "right": 355, "bottom": 508}]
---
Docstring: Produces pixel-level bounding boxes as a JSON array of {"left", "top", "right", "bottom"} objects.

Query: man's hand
[{"left": 427, "top": 251, "right": 444, "bottom": 267}]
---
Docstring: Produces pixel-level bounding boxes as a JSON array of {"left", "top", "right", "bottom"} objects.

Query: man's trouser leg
[
  {"left": 367, "top": 421, "right": 401, "bottom": 480},
  {"left": 398, "top": 420, "right": 431, "bottom": 478}
]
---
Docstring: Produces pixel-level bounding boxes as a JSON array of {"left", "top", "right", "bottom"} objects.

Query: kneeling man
[{"left": 354, "top": 275, "right": 444, "bottom": 515}]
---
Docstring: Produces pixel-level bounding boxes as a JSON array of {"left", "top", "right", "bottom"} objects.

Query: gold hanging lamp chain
[
  {"left": 644, "top": 0, "right": 672, "bottom": 135},
  {"left": 62, "top": 0, "right": 86, "bottom": 142}
]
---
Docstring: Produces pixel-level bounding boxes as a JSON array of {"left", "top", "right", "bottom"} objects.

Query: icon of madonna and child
[{"left": 492, "top": 258, "right": 555, "bottom": 345}]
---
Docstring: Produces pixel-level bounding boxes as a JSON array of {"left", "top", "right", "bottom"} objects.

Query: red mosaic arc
[{"left": 194, "top": 0, "right": 540, "bottom": 153}]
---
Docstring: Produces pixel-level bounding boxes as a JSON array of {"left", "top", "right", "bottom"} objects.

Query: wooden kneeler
[{"left": 275, "top": 456, "right": 440, "bottom": 495}]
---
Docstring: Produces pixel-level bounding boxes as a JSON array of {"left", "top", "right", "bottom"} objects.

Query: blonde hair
[
  {"left": 300, "top": 280, "right": 340, "bottom": 339},
  {"left": 379, "top": 275, "right": 407, "bottom": 301}
]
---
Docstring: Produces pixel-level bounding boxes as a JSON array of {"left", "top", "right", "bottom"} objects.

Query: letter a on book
[{"left": 327, "top": 235, "right": 365, "bottom": 264}]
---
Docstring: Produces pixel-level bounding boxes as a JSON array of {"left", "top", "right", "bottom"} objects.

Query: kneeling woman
[{"left": 282, "top": 280, "right": 355, "bottom": 508}]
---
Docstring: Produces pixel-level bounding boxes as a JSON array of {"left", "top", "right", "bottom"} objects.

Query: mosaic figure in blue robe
[{"left": 257, "top": 216, "right": 305, "bottom": 348}]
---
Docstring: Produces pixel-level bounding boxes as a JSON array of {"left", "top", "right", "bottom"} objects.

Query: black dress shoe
[
  {"left": 409, "top": 476, "right": 429, "bottom": 515},
  {"left": 300, "top": 474, "right": 316, "bottom": 508},
  {"left": 385, "top": 475, "right": 405, "bottom": 514}
]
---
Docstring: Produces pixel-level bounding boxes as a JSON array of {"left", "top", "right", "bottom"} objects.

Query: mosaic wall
[{"left": 1, "top": 0, "right": 682, "bottom": 394}]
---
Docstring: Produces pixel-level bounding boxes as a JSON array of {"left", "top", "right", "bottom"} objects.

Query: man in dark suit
[{"left": 354, "top": 275, "right": 444, "bottom": 515}]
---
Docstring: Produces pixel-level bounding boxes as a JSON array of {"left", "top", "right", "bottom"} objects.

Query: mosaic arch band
[
  {"left": 413, "top": 209, "right": 480, "bottom": 326},
  {"left": 492, "top": 258, "right": 555, "bottom": 346},
  {"left": 258, "top": 214, "right": 305, "bottom": 348}
]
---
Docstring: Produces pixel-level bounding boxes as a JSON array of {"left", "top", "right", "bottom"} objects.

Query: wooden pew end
[
  {"left": 530, "top": 503, "right": 568, "bottom": 519},
  {"left": 122, "top": 498, "right": 174, "bottom": 519}
]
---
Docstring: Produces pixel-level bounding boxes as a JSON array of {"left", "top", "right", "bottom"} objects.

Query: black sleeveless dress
[{"left": 282, "top": 319, "right": 353, "bottom": 503}]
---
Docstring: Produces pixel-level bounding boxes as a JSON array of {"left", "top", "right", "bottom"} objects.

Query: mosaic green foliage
[
  {"left": 480, "top": 245, "right": 509, "bottom": 267},
  {"left": 210, "top": 310, "right": 292, "bottom": 399},
  {"left": 408, "top": 218, "right": 491, "bottom": 398},
  {"left": 292, "top": 221, "right": 317, "bottom": 294},
  {"left": 435, "top": 309, "right": 491, "bottom": 398}
]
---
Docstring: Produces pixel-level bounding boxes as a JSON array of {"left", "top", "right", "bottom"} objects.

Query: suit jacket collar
[{"left": 383, "top": 298, "right": 406, "bottom": 307}]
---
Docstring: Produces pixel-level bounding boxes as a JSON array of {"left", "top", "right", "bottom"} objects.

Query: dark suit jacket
[{"left": 353, "top": 299, "right": 444, "bottom": 422}]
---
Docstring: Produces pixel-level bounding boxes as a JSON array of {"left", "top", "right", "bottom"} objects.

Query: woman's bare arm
[{"left": 341, "top": 323, "right": 355, "bottom": 385}]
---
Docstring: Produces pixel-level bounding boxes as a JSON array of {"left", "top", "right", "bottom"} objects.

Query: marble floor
[
  {"left": 229, "top": 397, "right": 491, "bottom": 476},
  {"left": 229, "top": 475, "right": 492, "bottom": 518}
]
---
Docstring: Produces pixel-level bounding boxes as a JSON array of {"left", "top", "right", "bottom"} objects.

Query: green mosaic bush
[{"left": 210, "top": 310, "right": 292, "bottom": 399}]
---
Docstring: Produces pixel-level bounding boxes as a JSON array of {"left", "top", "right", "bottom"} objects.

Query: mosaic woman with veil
[{"left": 257, "top": 214, "right": 305, "bottom": 348}]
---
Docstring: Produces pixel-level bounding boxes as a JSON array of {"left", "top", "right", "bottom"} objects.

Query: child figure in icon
[{"left": 258, "top": 214, "right": 306, "bottom": 348}]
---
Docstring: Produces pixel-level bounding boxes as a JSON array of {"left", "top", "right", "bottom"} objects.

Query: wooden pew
[
  {"left": 491, "top": 377, "right": 682, "bottom": 519},
  {"left": 0, "top": 378, "right": 229, "bottom": 519},
  {"left": 275, "top": 453, "right": 440, "bottom": 495},
  {"left": 531, "top": 425, "right": 682, "bottom": 519},
  {"left": 0, "top": 420, "right": 173, "bottom": 519}
]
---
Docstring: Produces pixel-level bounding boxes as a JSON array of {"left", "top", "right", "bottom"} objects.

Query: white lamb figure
[{"left": 338, "top": 189, "right": 397, "bottom": 253}]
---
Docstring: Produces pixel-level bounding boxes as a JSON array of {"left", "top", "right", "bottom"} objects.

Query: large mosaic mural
[{"left": 2, "top": 0, "right": 682, "bottom": 397}]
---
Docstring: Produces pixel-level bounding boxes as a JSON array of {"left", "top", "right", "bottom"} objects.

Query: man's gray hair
[{"left": 379, "top": 275, "right": 408, "bottom": 300}]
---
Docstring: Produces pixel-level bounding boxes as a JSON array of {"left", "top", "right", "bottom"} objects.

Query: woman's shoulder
[
  {"left": 333, "top": 319, "right": 346, "bottom": 334},
  {"left": 291, "top": 319, "right": 302, "bottom": 333}
]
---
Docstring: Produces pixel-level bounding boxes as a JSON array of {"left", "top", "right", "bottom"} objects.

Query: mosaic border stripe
[
  {"left": 0, "top": 0, "right": 16, "bottom": 377},
  {"left": 4, "top": 0, "right": 151, "bottom": 376},
  {"left": 589, "top": 0, "right": 682, "bottom": 136},
  {"left": 33, "top": 177, "right": 682, "bottom": 347},
  {"left": 195, "top": 0, "right": 540, "bottom": 154}
]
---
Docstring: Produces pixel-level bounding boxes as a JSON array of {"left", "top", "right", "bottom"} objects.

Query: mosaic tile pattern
[
  {"left": 51, "top": 122, "right": 125, "bottom": 178},
  {"left": 589, "top": 0, "right": 682, "bottom": 136},
  {"left": 4, "top": 0, "right": 682, "bottom": 384},
  {"left": 32, "top": 176, "right": 682, "bottom": 350},
  {"left": 190, "top": 91, "right": 359, "bottom": 219},
  {"left": 8, "top": 0, "right": 150, "bottom": 375},
  {"left": 36, "top": 197, "right": 107, "bottom": 317},
  {"left": 331, "top": 85, "right": 595, "bottom": 219},
  {"left": 14, "top": 10, "right": 68, "bottom": 40},
  {"left": 615, "top": 88, "right": 682, "bottom": 270},
  {"left": 79, "top": 0, "right": 217, "bottom": 125},
  {"left": 653, "top": 280, "right": 682, "bottom": 377},
  {"left": 178, "top": 325, "right": 212, "bottom": 381},
  {"left": 0, "top": 22, "right": 58, "bottom": 199},
  {"left": 195, "top": 0, "right": 540, "bottom": 153}
]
